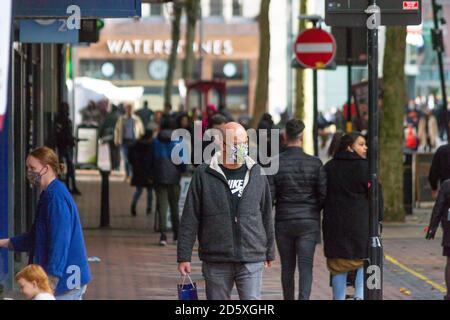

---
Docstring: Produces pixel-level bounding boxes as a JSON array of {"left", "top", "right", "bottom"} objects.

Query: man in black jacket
[
  {"left": 426, "top": 179, "right": 450, "bottom": 300},
  {"left": 177, "top": 122, "right": 275, "bottom": 300},
  {"left": 268, "top": 119, "right": 327, "bottom": 300},
  {"left": 429, "top": 144, "right": 450, "bottom": 198}
]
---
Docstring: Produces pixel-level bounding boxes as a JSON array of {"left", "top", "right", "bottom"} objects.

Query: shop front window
[
  {"left": 79, "top": 60, "right": 133, "bottom": 80},
  {"left": 151, "top": 4, "right": 163, "bottom": 16},
  {"left": 212, "top": 60, "right": 248, "bottom": 82},
  {"left": 210, "top": 0, "right": 223, "bottom": 17},
  {"left": 227, "top": 87, "right": 248, "bottom": 112},
  {"left": 232, "top": 0, "right": 243, "bottom": 16}
]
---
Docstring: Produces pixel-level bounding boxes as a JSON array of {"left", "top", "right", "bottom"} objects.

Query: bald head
[{"left": 220, "top": 122, "right": 248, "bottom": 144}]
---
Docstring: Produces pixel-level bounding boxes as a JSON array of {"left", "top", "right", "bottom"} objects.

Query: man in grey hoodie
[{"left": 177, "top": 122, "right": 275, "bottom": 300}]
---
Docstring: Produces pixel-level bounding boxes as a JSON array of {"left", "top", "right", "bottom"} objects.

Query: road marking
[{"left": 385, "top": 254, "right": 447, "bottom": 294}]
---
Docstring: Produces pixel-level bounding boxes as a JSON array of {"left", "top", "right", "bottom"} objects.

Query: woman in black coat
[
  {"left": 322, "top": 132, "right": 369, "bottom": 300},
  {"left": 426, "top": 179, "right": 450, "bottom": 300},
  {"left": 128, "top": 130, "right": 154, "bottom": 216}
]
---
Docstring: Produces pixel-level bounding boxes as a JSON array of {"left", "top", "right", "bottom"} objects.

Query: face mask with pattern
[
  {"left": 228, "top": 143, "right": 249, "bottom": 163},
  {"left": 26, "top": 167, "right": 46, "bottom": 187}
]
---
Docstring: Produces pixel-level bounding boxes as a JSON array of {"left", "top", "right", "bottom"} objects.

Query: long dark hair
[{"left": 328, "top": 131, "right": 365, "bottom": 158}]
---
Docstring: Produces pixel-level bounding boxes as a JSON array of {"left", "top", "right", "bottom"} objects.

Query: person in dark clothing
[
  {"left": 177, "top": 122, "right": 275, "bottom": 300},
  {"left": 257, "top": 113, "right": 275, "bottom": 159},
  {"left": 202, "top": 114, "right": 228, "bottom": 164},
  {"left": 129, "top": 130, "right": 154, "bottom": 216},
  {"left": 55, "top": 102, "right": 81, "bottom": 195},
  {"left": 429, "top": 144, "right": 450, "bottom": 198},
  {"left": 268, "top": 119, "right": 327, "bottom": 300},
  {"left": 426, "top": 179, "right": 450, "bottom": 300},
  {"left": 323, "top": 132, "right": 369, "bottom": 300},
  {"left": 151, "top": 117, "right": 186, "bottom": 246},
  {"left": 218, "top": 104, "right": 234, "bottom": 123},
  {"left": 161, "top": 102, "right": 177, "bottom": 127},
  {"left": 99, "top": 104, "right": 122, "bottom": 171},
  {"left": 257, "top": 113, "right": 283, "bottom": 167},
  {"left": 135, "top": 100, "right": 154, "bottom": 130}
]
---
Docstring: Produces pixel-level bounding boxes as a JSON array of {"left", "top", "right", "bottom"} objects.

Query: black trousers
[{"left": 275, "top": 219, "right": 319, "bottom": 300}]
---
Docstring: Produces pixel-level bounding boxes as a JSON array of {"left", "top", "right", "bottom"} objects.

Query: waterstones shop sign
[{"left": 106, "top": 39, "right": 234, "bottom": 56}]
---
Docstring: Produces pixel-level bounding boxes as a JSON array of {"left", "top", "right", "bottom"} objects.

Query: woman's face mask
[
  {"left": 228, "top": 142, "right": 249, "bottom": 164},
  {"left": 26, "top": 167, "right": 46, "bottom": 187}
]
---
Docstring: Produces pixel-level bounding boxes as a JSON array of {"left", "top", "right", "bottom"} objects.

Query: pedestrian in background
[
  {"left": 15, "top": 264, "right": 55, "bottom": 300},
  {"left": 55, "top": 102, "right": 81, "bottom": 196},
  {"left": 322, "top": 132, "right": 369, "bottom": 300},
  {"left": 202, "top": 104, "right": 218, "bottom": 133},
  {"left": 202, "top": 114, "right": 228, "bottom": 164},
  {"left": 269, "top": 119, "right": 327, "bottom": 300},
  {"left": 99, "top": 103, "right": 122, "bottom": 171},
  {"left": 135, "top": 100, "right": 154, "bottom": 130},
  {"left": 426, "top": 179, "right": 450, "bottom": 300},
  {"left": 151, "top": 118, "right": 185, "bottom": 246},
  {"left": 418, "top": 105, "right": 439, "bottom": 152},
  {"left": 177, "top": 122, "right": 275, "bottom": 300},
  {"left": 0, "top": 147, "right": 91, "bottom": 300},
  {"left": 114, "top": 103, "right": 145, "bottom": 181},
  {"left": 429, "top": 143, "right": 450, "bottom": 199},
  {"left": 129, "top": 130, "right": 154, "bottom": 216}
]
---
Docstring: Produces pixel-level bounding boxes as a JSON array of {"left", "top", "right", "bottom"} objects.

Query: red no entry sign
[{"left": 294, "top": 28, "right": 337, "bottom": 69}]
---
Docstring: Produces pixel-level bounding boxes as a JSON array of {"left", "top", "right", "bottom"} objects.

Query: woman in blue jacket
[{"left": 0, "top": 147, "right": 91, "bottom": 300}]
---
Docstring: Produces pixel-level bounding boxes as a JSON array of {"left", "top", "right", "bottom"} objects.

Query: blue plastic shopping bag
[{"left": 177, "top": 274, "right": 198, "bottom": 300}]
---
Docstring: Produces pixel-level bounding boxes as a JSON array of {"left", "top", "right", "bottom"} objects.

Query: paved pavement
[{"left": 74, "top": 171, "right": 447, "bottom": 300}]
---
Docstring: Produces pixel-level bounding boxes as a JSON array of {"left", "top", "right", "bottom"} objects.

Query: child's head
[{"left": 15, "top": 264, "right": 53, "bottom": 299}]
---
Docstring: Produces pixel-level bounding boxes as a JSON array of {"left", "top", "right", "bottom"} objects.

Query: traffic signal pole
[
  {"left": 312, "top": 18, "right": 320, "bottom": 157},
  {"left": 313, "top": 67, "right": 319, "bottom": 156},
  {"left": 431, "top": 0, "right": 450, "bottom": 144},
  {"left": 364, "top": 0, "right": 383, "bottom": 300}
]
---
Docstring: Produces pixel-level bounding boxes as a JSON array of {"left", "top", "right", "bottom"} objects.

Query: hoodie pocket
[
  {"left": 239, "top": 213, "right": 267, "bottom": 256},
  {"left": 200, "top": 214, "right": 234, "bottom": 255}
]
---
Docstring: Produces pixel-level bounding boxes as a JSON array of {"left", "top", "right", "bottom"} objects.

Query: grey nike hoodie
[{"left": 177, "top": 152, "right": 275, "bottom": 263}]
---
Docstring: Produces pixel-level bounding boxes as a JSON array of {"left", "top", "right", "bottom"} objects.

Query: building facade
[{"left": 74, "top": 1, "right": 261, "bottom": 118}]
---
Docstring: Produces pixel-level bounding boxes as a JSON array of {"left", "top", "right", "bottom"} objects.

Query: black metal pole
[
  {"left": 313, "top": 68, "right": 319, "bottom": 156},
  {"left": 313, "top": 19, "right": 319, "bottom": 157},
  {"left": 347, "top": 28, "right": 353, "bottom": 133},
  {"left": 364, "top": 0, "right": 383, "bottom": 300},
  {"left": 100, "top": 170, "right": 110, "bottom": 228},
  {"left": 431, "top": 0, "right": 450, "bottom": 144}
]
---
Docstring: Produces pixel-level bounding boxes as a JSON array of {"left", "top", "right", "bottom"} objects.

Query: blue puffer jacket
[
  {"left": 10, "top": 179, "right": 91, "bottom": 296},
  {"left": 151, "top": 129, "right": 186, "bottom": 185}
]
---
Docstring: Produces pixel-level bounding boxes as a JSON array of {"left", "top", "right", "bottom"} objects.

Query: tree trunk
[
  {"left": 380, "top": 26, "right": 407, "bottom": 222},
  {"left": 183, "top": 0, "right": 200, "bottom": 80},
  {"left": 251, "top": 0, "right": 271, "bottom": 128},
  {"left": 164, "top": 2, "right": 183, "bottom": 105},
  {"left": 295, "top": 0, "right": 307, "bottom": 121}
]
